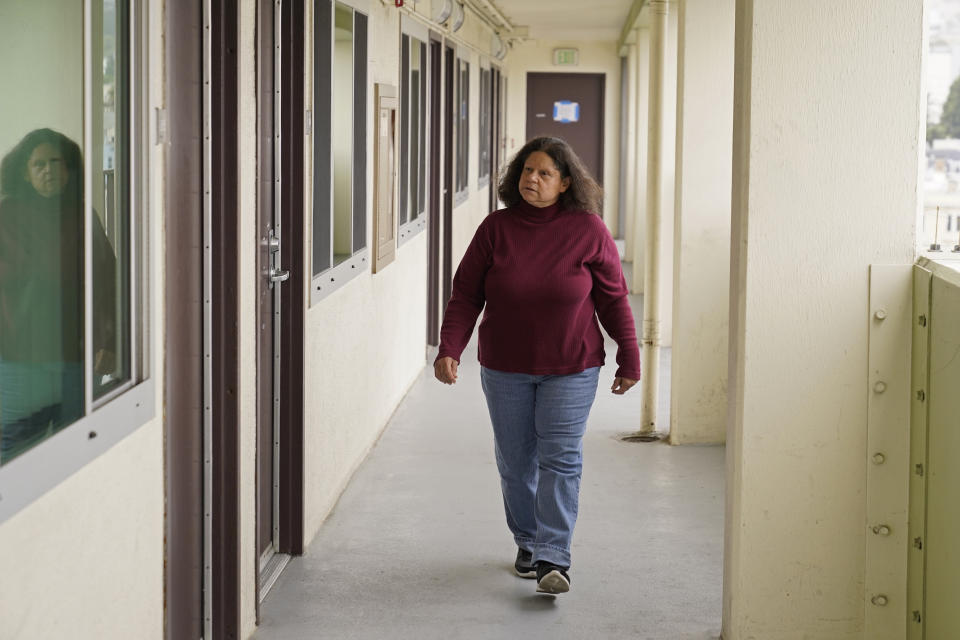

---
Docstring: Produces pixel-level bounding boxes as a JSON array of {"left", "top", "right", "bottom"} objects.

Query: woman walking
[{"left": 434, "top": 136, "right": 640, "bottom": 595}]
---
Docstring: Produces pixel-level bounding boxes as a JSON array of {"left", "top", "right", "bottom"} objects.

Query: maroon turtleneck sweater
[{"left": 437, "top": 201, "right": 641, "bottom": 380}]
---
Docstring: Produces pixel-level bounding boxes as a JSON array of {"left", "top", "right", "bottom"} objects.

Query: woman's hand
[
  {"left": 434, "top": 357, "right": 459, "bottom": 385},
  {"left": 611, "top": 377, "right": 637, "bottom": 395}
]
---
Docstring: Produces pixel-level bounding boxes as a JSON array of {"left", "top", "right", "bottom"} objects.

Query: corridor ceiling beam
[{"left": 618, "top": 0, "right": 648, "bottom": 56}]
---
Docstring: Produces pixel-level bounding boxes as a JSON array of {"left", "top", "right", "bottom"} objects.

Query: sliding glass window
[
  {"left": 454, "top": 54, "right": 470, "bottom": 203},
  {"left": 312, "top": 0, "right": 368, "bottom": 303},
  {"left": 0, "top": 0, "right": 139, "bottom": 466},
  {"left": 478, "top": 65, "right": 491, "bottom": 186},
  {"left": 0, "top": 0, "right": 152, "bottom": 521},
  {"left": 398, "top": 20, "right": 428, "bottom": 244}
]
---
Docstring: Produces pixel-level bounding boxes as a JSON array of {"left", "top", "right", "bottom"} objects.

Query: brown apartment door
[
  {"left": 255, "top": 0, "right": 289, "bottom": 611},
  {"left": 256, "top": 0, "right": 305, "bottom": 612},
  {"left": 525, "top": 72, "right": 605, "bottom": 185}
]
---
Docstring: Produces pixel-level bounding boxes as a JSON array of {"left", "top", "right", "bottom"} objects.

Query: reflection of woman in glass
[{"left": 0, "top": 128, "right": 115, "bottom": 464}]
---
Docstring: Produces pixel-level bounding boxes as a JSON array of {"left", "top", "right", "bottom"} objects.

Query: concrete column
[
  {"left": 658, "top": 7, "right": 678, "bottom": 348},
  {"left": 669, "top": 0, "right": 734, "bottom": 445},
  {"left": 623, "top": 43, "right": 638, "bottom": 264},
  {"left": 724, "top": 1, "right": 922, "bottom": 638}
]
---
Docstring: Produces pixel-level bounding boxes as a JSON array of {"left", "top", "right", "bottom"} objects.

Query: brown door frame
[
  {"left": 164, "top": 1, "right": 204, "bottom": 637},
  {"left": 427, "top": 32, "right": 443, "bottom": 346},
  {"left": 442, "top": 42, "right": 455, "bottom": 309},
  {"left": 277, "top": 0, "right": 306, "bottom": 557},
  {"left": 254, "top": 0, "right": 274, "bottom": 618},
  {"left": 211, "top": 0, "right": 241, "bottom": 637},
  {"left": 165, "top": 0, "right": 242, "bottom": 638}
]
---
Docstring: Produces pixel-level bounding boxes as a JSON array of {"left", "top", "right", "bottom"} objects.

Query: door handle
[{"left": 270, "top": 268, "right": 290, "bottom": 283}]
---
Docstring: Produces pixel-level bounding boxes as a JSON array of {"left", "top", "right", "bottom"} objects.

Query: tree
[{"left": 931, "top": 75, "right": 960, "bottom": 142}]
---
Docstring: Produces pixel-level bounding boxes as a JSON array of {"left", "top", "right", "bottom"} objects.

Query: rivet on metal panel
[
  {"left": 914, "top": 537, "right": 923, "bottom": 550},
  {"left": 874, "top": 381, "right": 887, "bottom": 394},
  {"left": 919, "top": 314, "right": 927, "bottom": 327},
  {"left": 874, "top": 309, "right": 887, "bottom": 320},
  {"left": 871, "top": 595, "right": 889, "bottom": 606},
  {"left": 916, "top": 463, "right": 924, "bottom": 476},
  {"left": 872, "top": 452, "right": 886, "bottom": 465},
  {"left": 871, "top": 524, "right": 891, "bottom": 536},
  {"left": 917, "top": 389, "right": 926, "bottom": 402}
]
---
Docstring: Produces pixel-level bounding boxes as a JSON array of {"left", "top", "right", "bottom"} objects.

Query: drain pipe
[{"left": 638, "top": 0, "right": 668, "bottom": 438}]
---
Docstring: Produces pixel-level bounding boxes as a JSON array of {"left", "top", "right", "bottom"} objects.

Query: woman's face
[
  {"left": 519, "top": 150, "right": 570, "bottom": 208},
  {"left": 25, "top": 143, "right": 69, "bottom": 198}
]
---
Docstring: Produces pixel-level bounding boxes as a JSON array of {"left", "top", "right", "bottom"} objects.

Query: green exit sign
[{"left": 553, "top": 48, "right": 579, "bottom": 66}]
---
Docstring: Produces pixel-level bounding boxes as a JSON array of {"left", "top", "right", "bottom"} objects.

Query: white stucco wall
[
  {"left": 301, "top": 0, "right": 500, "bottom": 547},
  {"left": 631, "top": 27, "right": 650, "bottom": 292},
  {"left": 623, "top": 43, "right": 639, "bottom": 262},
  {"left": 724, "top": 1, "right": 922, "bottom": 638},
  {"left": 669, "top": 0, "right": 733, "bottom": 445},
  {"left": 502, "top": 38, "right": 622, "bottom": 231},
  {"left": 0, "top": 2, "right": 167, "bottom": 637}
]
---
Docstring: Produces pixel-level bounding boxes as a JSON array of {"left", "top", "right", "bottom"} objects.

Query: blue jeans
[{"left": 480, "top": 365, "right": 600, "bottom": 569}]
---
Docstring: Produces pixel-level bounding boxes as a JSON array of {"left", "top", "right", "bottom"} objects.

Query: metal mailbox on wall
[{"left": 373, "top": 83, "right": 398, "bottom": 273}]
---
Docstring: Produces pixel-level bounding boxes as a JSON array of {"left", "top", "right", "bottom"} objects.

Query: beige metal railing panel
[
  {"left": 908, "top": 264, "right": 931, "bottom": 639},
  {"left": 924, "top": 266, "right": 960, "bottom": 638}
]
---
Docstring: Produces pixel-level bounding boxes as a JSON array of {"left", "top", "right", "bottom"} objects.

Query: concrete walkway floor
[{"left": 254, "top": 299, "right": 724, "bottom": 640}]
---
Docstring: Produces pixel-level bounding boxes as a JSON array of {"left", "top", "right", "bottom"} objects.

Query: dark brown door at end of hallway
[{"left": 525, "top": 72, "right": 605, "bottom": 186}]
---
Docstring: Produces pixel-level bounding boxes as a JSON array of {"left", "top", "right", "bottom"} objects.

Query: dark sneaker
[
  {"left": 514, "top": 548, "right": 536, "bottom": 578},
  {"left": 535, "top": 562, "right": 571, "bottom": 594}
]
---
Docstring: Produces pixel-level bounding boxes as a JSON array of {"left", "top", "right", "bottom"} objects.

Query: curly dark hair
[
  {"left": 497, "top": 136, "right": 602, "bottom": 214},
  {"left": 0, "top": 128, "right": 83, "bottom": 200}
]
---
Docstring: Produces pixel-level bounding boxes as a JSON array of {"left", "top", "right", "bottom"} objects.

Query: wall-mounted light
[
  {"left": 432, "top": 0, "right": 452, "bottom": 23},
  {"left": 450, "top": 1, "right": 465, "bottom": 32}
]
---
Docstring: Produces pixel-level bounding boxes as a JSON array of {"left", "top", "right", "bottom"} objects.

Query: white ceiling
[{"left": 490, "top": 0, "right": 636, "bottom": 41}]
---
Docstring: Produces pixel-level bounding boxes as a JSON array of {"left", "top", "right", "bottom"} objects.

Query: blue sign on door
[{"left": 553, "top": 100, "right": 580, "bottom": 123}]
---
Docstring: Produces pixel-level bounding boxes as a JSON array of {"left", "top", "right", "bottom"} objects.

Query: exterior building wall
[
  {"left": 724, "top": 1, "right": 923, "bottom": 637},
  {"left": 301, "top": 0, "right": 503, "bottom": 550},
  {"left": 669, "top": 0, "right": 734, "bottom": 445}
]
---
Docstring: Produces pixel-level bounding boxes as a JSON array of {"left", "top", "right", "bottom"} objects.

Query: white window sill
[{"left": 311, "top": 249, "right": 369, "bottom": 305}]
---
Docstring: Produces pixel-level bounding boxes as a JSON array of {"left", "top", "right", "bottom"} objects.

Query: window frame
[
  {"left": 310, "top": 0, "right": 369, "bottom": 305},
  {"left": 0, "top": 0, "right": 155, "bottom": 524},
  {"left": 398, "top": 16, "right": 429, "bottom": 247},
  {"left": 477, "top": 60, "right": 492, "bottom": 188},
  {"left": 453, "top": 46, "right": 470, "bottom": 206}
]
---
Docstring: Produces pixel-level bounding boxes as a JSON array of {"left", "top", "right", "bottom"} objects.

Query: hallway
[{"left": 254, "top": 298, "right": 724, "bottom": 640}]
